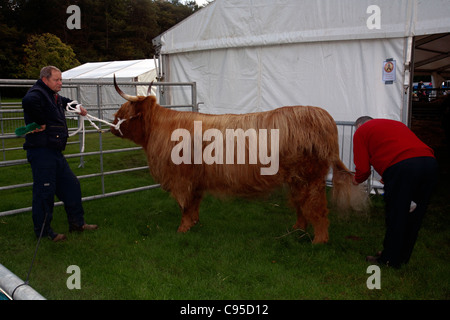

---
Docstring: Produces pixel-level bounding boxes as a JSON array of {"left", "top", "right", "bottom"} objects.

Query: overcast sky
[{"left": 194, "top": 0, "right": 211, "bottom": 7}]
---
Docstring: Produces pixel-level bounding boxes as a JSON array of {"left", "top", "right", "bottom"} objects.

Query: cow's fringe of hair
[
  {"left": 140, "top": 101, "right": 341, "bottom": 194},
  {"left": 331, "top": 160, "right": 370, "bottom": 215},
  {"left": 159, "top": 103, "right": 339, "bottom": 163}
]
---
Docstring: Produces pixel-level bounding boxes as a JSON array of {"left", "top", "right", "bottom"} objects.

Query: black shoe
[
  {"left": 82, "top": 224, "right": 98, "bottom": 231},
  {"left": 69, "top": 223, "right": 98, "bottom": 232},
  {"left": 51, "top": 234, "right": 67, "bottom": 242},
  {"left": 366, "top": 254, "right": 401, "bottom": 269}
]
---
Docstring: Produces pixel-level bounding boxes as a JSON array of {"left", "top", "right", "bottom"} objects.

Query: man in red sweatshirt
[{"left": 352, "top": 116, "right": 438, "bottom": 268}]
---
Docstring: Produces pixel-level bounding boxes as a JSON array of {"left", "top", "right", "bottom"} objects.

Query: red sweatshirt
[{"left": 353, "top": 119, "right": 434, "bottom": 183}]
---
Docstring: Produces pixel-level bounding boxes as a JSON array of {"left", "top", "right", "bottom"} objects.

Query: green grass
[
  {"left": 1, "top": 189, "right": 448, "bottom": 300},
  {"left": 0, "top": 134, "right": 449, "bottom": 300},
  {"left": 0, "top": 132, "right": 152, "bottom": 211}
]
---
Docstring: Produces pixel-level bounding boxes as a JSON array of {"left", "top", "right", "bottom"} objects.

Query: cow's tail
[{"left": 331, "top": 159, "right": 369, "bottom": 214}]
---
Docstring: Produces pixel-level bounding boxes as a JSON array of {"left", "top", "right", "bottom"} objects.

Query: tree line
[{"left": 0, "top": 0, "right": 205, "bottom": 79}]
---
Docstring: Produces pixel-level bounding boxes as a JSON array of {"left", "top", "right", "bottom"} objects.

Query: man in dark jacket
[{"left": 22, "top": 66, "right": 97, "bottom": 242}]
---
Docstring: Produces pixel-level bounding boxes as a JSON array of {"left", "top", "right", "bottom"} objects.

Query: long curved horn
[
  {"left": 114, "top": 74, "right": 139, "bottom": 102},
  {"left": 147, "top": 81, "right": 154, "bottom": 96}
]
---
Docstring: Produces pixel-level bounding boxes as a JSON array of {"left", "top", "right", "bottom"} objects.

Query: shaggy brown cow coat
[{"left": 111, "top": 82, "right": 367, "bottom": 243}]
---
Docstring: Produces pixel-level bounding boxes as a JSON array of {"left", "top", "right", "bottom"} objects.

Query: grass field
[{"left": 0, "top": 125, "right": 449, "bottom": 301}]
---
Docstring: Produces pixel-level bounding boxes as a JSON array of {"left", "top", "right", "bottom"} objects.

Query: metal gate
[
  {"left": 1, "top": 79, "right": 379, "bottom": 218},
  {"left": 0, "top": 79, "right": 196, "bottom": 217}
]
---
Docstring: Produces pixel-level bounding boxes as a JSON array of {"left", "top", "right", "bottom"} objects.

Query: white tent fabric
[
  {"left": 63, "top": 59, "right": 156, "bottom": 84},
  {"left": 168, "top": 38, "right": 405, "bottom": 120},
  {"left": 156, "top": 0, "right": 450, "bottom": 122},
  {"left": 160, "top": 0, "right": 450, "bottom": 53},
  {"left": 60, "top": 59, "right": 157, "bottom": 120}
]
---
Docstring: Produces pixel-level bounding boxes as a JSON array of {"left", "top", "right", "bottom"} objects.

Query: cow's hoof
[{"left": 177, "top": 225, "right": 190, "bottom": 233}]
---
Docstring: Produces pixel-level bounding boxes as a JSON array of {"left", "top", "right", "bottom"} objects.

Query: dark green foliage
[{"left": 0, "top": 0, "right": 201, "bottom": 78}]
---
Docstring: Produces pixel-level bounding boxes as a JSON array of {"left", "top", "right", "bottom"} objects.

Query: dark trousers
[
  {"left": 380, "top": 156, "right": 438, "bottom": 267},
  {"left": 27, "top": 148, "right": 85, "bottom": 239}
]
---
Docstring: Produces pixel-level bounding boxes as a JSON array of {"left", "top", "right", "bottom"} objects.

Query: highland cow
[{"left": 111, "top": 76, "right": 367, "bottom": 243}]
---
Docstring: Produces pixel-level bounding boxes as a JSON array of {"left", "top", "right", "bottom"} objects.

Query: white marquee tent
[
  {"left": 153, "top": 0, "right": 450, "bottom": 124},
  {"left": 60, "top": 59, "right": 157, "bottom": 114}
]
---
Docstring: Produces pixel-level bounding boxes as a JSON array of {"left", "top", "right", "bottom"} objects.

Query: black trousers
[
  {"left": 380, "top": 156, "right": 438, "bottom": 268},
  {"left": 27, "top": 148, "right": 85, "bottom": 239}
]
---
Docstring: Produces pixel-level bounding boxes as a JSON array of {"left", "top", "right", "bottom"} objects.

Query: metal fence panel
[
  {"left": 1, "top": 79, "right": 380, "bottom": 217},
  {"left": 0, "top": 79, "right": 196, "bottom": 217}
]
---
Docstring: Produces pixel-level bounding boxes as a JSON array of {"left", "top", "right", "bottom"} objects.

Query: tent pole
[{"left": 403, "top": 36, "right": 415, "bottom": 127}]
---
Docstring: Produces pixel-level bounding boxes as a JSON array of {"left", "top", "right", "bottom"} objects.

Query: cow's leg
[
  {"left": 289, "top": 183, "right": 308, "bottom": 231},
  {"left": 175, "top": 191, "right": 203, "bottom": 233},
  {"left": 289, "top": 179, "right": 329, "bottom": 244},
  {"left": 303, "top": 181, "right": 329, "bottom": 244}
]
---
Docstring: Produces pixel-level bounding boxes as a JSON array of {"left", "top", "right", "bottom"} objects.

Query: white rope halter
[{"left": 66, "top": 101, "right": 126, "bottom": 152}]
